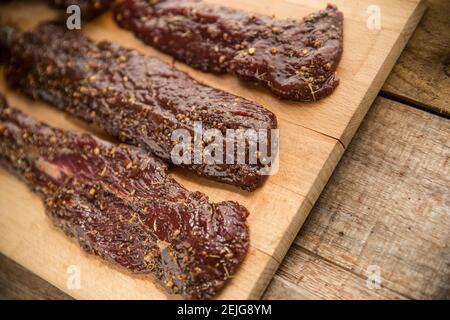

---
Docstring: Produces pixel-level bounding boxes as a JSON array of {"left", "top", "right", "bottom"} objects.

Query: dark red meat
[
  {"left": 114, "top": 0, "right": 344, "bottom": 101},
  {"left": 0, "top": 94, "right": 250, "bottom": 299},
  {"left": 0, "top": 23, "right": 277, "bottom": 191}
]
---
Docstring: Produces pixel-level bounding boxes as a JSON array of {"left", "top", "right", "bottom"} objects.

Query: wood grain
[
  {"left": 265, "top": 97, "right": 450, "bottom": 299},
  {"left": 0, "top": 0, "right": 426, "bottom": 299},
  {"left": 0, "top": 254, "right": 71, "bottom": 300},
  {"left": 382, "top": 0, "right": 450, "bottom": 116}
]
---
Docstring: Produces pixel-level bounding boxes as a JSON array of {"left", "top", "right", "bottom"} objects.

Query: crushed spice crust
[
  {"left": 115, "top": 0, "right": 344, "bottom": 101},
  {"left": 0, "top": 95, "right": 250, "bottom": 299},
  {"left": 0, "top": 22, "right": 277, "bottom": 191}
]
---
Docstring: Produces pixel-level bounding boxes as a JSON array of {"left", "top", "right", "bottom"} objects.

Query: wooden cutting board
[{"left": 0, "top": 0, "right": 426, "bottom": 299}]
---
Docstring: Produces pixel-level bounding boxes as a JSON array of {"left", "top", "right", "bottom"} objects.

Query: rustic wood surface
[
  {"left": 264, "top": 97, "right": 450, "bottom": 300},
  {"left": 1, "top": 0, "right": 448, "bottom": 300},
  {"left": 0, "top": 254, "right": 70, "bottom": 300},
  {"left": 382, "top": 0, "right": 450, "bottom": 116}
]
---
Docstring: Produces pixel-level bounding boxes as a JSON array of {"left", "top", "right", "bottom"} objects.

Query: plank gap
[
  {"left": 379, "top": 91, "right": 450, "bottom": 119},
  {"left": 289, "top": 243, "right": 415, "bottom": 300}
]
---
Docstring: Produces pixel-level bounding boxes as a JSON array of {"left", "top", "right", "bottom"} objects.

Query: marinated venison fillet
[
  {"left": 0, "top": 23, "right": 277, "bottom": 191},
  {"left": 114, "top": 0, "right": 344, "bottom": 101},
  {"left": 0, "top": 95, "right": 250, "bottom": 299},
  {"left": 50, "top": 0, "right": 114, "bottom": 19}
]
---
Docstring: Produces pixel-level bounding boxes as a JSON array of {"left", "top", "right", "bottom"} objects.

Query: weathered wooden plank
[
  {"left": 263, "top": 245, "right": 407, "bottom": 300},
  {"left": 0, "top": 1, "right": 436, "bottom": 297},
  {"left": 382, "top": 0, "right": 450, "bottom": 116},
  {"left": 0, "top": 254, "right": 71, "bottom": 300},
  {"left": 284, "top": 97, "right": 450, "bottom": 300}
]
